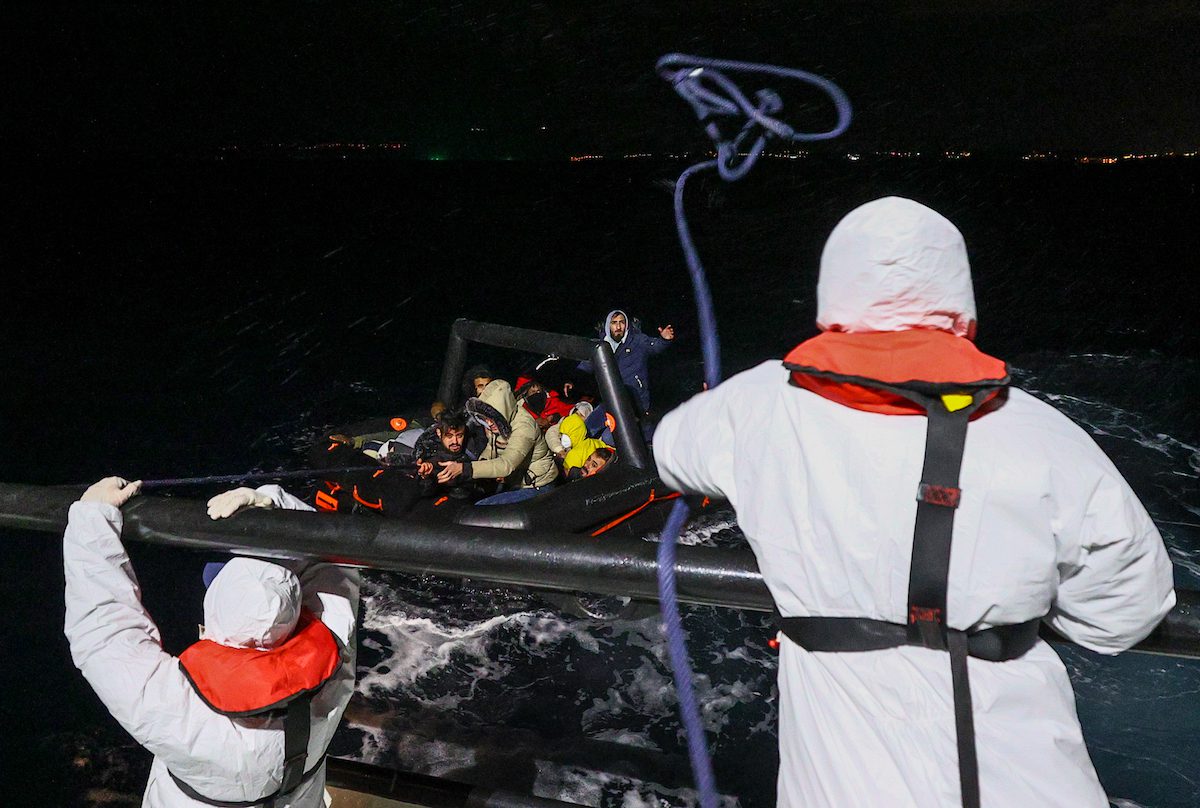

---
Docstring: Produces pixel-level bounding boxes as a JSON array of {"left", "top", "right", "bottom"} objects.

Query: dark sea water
[{"left": 2, "top": 155, "right": 1197, "bottom": 807}]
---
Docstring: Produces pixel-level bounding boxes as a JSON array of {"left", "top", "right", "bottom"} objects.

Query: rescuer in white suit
[
  {"left": 653, "top": 197, "right": 1175, "bottom": 808},
  {"left": 63, "top": 478, "right": 360, "bottom": 807}
]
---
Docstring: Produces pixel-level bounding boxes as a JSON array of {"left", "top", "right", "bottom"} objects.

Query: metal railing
[{"left": 2, "top": 482, "right": 1196, "bottom": 659}]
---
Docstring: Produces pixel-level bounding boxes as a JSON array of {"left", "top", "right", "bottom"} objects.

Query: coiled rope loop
[{"left": 656, "top": 53, "right": 853, "bottom": 183}]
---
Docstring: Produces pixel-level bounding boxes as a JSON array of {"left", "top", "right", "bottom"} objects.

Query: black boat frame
[{"left": 432, "top": 318, "right": 663, "bottom": 534}]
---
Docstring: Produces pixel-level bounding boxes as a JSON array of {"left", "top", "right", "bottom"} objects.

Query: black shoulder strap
[
  {"left": 902, "top": 388, "right": 994, "bottom": 808},
  {"left": 905, "top": 394, "right": 976, "bottom": 648},
  {"left": 277, "top": 694, "right": 312, "bottom": 795}
]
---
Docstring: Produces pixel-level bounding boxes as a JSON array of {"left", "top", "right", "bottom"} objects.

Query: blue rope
[
  {"left": 654, "top": 54, "right": 851, "bottom": 808},
  {"left": 657, "top": 497, "right": 717, "bottom": 799}
]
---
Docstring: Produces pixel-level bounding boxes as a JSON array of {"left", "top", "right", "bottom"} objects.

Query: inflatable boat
[{"left": 309, "top": 318, "right": 686, "bottom": 535}]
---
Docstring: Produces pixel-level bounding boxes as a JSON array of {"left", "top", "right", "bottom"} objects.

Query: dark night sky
[{"left": 4, "top": 2, "right": 1198, "bottom": 159}]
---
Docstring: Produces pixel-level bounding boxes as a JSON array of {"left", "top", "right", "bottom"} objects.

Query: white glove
[
  {"left": 206, "top": 487, "right": 274, "bottom": 520},
  {"left": 80, "top": 476, "right": 142, "bottom": 508}
]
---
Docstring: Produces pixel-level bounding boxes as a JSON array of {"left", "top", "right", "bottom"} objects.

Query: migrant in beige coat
[{"left": 468, "top": 379, "right": 559, "bottom": 489}]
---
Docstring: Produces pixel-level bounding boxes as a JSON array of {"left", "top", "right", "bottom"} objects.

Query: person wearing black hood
[
  {"left": 427, "top": 365, "right": 497, "bottom": 425},
  {"left": 461, "top": 364, "right": 495, "bottom": 400}
]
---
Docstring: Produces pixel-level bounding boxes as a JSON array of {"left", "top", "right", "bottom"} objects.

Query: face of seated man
[
  {"left": 473, "top": 376, "right": 493, "bottom": 396},
  {"left": 439, "top": 425, "right": 466, "bottom": 454},
  {"left": 583, "top": 449, "right": 612, "bottom": 477}
]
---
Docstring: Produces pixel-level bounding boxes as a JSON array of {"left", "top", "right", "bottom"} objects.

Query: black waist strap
[
  {"left": 779, "top": 614, "right": 1040, "bottom": 808},
  {"left": 168, "top": 693, "right": 319, "bottom": 808},
  {"left": 778, "top": 616, "right": 1041, "bottom": 661},
  {"left": 169, "top": 757, "right": 326, "bottom": 808}
]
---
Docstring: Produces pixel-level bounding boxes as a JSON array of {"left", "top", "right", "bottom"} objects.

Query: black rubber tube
[
  {"left": 437, "top": 330, "right": 470, "bottom": 410},
  {"left": 590, "top": 341, "right": 652, "bottom": 470},
  {"left": 2, "top": 482, "right": 1196, "bottom": 659},
  {"left": 450, "top": 319, "right": 597, "bottom": 362}
]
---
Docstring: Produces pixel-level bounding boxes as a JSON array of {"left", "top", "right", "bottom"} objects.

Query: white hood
[
  {"left": 203, "top": 558, "right": 301, "bottom": 649},
  {"left": 816, "top": 196, "right": 976, "bottom": 336}
]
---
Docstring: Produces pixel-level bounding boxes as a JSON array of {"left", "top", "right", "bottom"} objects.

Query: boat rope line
[
  {"left": 135, "top": 465, "right": 407, "bottom": 491},
  {"left": 654, "top": 53, "right": 852, "bottom": 808},
  {"left": 589, "top": 489, "right": 681, "bottom": 537}
]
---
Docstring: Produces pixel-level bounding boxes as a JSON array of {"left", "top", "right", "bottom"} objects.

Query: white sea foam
[
  {"left": 354, "top": 575, "right": 567, "bottom": 715},
  {"left": 357, "top": 608, "right": 520, "bottom": 694},
  {"left": 643, "top": 509, "right": 742, "bottom": 547},
  {"left": 588, "top": 728, "right": 661, "bottom": 750},
  {"left": 532, "top": 761, "right": 742, "bottom": 808},
  {"left": 522, "top": 612, "right": 601, "bottom": 654}
]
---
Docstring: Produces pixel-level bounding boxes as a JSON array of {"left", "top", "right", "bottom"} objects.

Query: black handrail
[{"left": 2, "top": 482, "right": 1196, "bottom": 659}]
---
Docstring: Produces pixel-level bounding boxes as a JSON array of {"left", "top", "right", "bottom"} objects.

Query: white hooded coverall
[
  {"left": 653, "top": 197, "right": 1176, "bottom": 807},
  {"left": 64, "top": 485, "right": 360, "bottom": 808}
]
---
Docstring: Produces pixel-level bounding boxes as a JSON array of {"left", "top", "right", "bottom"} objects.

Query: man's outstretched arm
[{"left": 647, "top": 324, "right": 676, "bottom": 355}]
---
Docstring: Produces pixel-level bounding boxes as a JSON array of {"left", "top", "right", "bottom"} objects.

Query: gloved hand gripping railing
[{"left": 655, "top": 53, "right": 851, "bottom": 808}]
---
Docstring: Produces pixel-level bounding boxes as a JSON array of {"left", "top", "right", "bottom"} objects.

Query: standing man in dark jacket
[{"left": 581, "top": 309, "right": 674, "bottom": 415}]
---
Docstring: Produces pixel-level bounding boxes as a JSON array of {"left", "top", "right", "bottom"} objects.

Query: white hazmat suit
[
  {"left": 653, "top": 197, "right": 1175, "bottom": 807},
  {"left": 64, "top": 482, "right": 360, "bottom": 807}
]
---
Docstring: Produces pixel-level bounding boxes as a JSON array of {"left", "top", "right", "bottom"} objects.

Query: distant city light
[{"left": 211, "top": 143, "right": 1197, "bottom": 163}]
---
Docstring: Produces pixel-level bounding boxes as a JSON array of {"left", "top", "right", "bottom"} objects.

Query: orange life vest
[
  {"left": 783, "top": 329, "right": 1008, "bottom": 415},
  {"left": 179, "top": 609, "right": 341, "bottom": 715},
  {"left": 170, "top": 609, "right": 341, "bottom": 805}
]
